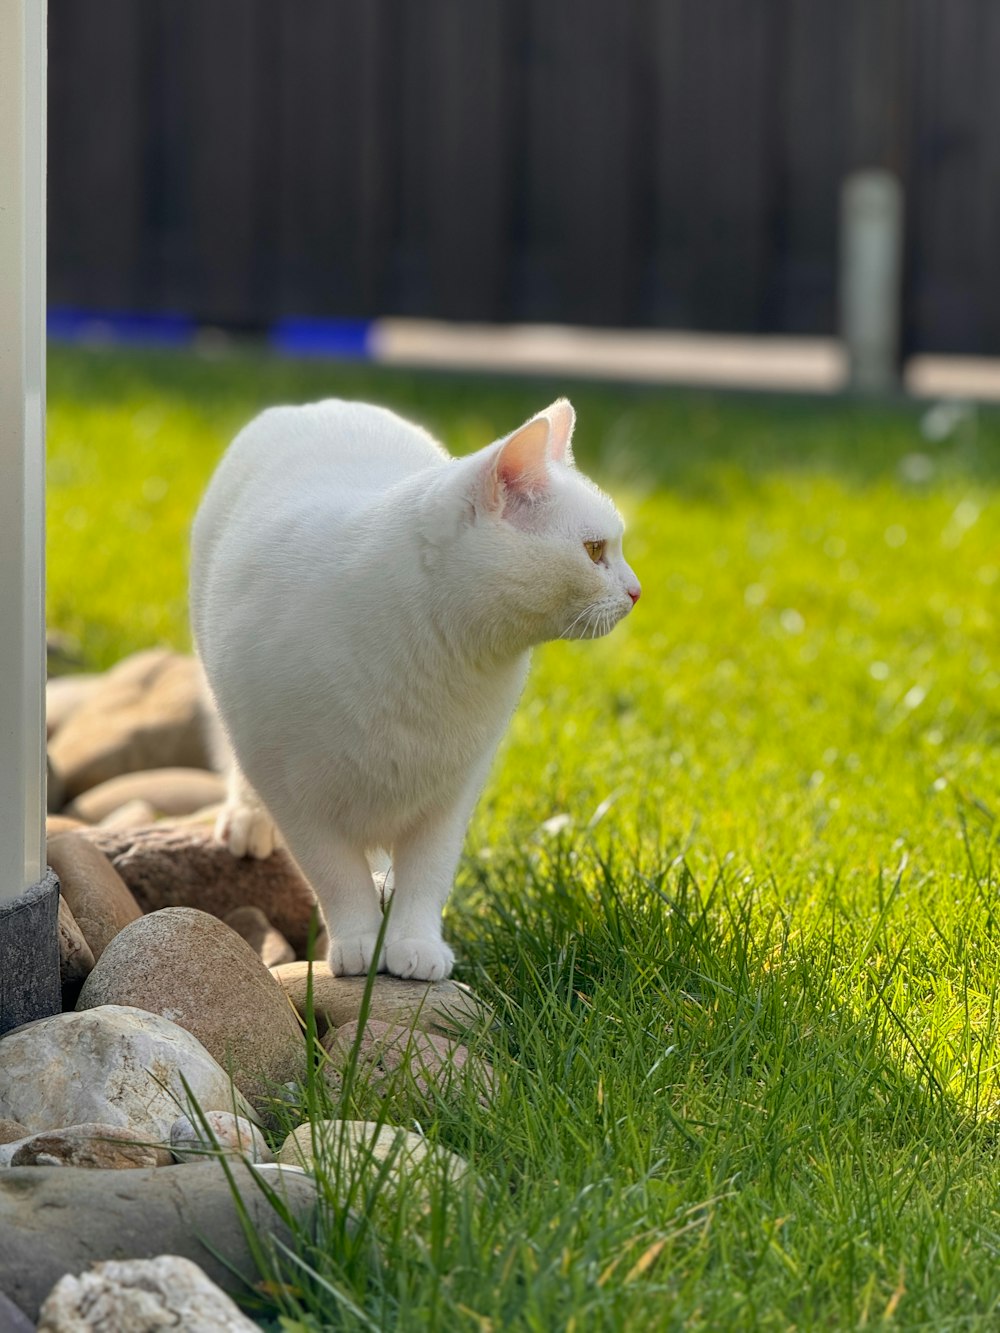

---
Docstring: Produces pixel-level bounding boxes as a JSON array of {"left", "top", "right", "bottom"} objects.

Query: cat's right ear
[{"left": 479, "top": 417, "right": 552, "bottom": 516}]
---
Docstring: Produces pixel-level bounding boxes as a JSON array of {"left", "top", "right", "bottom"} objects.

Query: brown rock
[
  {"left": 224, "top": 906, "right": 295, "bottom": 968},
  {"left": 82, "top": 824, "right": 321, "bottom": 956},
  {"left": 67, "top": 767, "right": 225, "bottom": 824},
  {"left": 76, "top": 908, "right": 307, "bottom": 1113},
  {"left": 46, "top": 673, "right": 102, "bottom": 739},
  {"left": 57, "top": 896, "right": 95, "bottom": 989},
  {"left": 323, "top": 1018, "right": 494, "bottom": 1105},
  {"left": 46, "top": 833, "right": 142, "bottom": 960},
  {"left": 271, "top": 962, "right": 490, "bottom": 1038},
  {"left": 48, "top": 650, "right": 211, "bottom": 800},
  {"left": 9, "top": 1123, "right": 173, "bottom": 1169},
  {"left": 46, "top": 814, "right": 87, "bottom": 838},
  {"left": 0, "top": 1119, "right": 28, "bottom": 1145},
  {"left": 99, "top": 798, "right": 158, "bottom": 830}
]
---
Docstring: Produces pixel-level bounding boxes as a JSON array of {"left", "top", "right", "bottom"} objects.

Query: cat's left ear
[{"left": 540, "top": 398, "right": 576, "bottom": 466}]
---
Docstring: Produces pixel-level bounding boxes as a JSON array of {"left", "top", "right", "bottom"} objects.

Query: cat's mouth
[{"left": 560, "top": 600, "right": 631, "bottom": 640}]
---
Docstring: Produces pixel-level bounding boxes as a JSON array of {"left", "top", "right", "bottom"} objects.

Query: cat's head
[{"left": 446, "top": 399, "right": 640, "bottom": 649}]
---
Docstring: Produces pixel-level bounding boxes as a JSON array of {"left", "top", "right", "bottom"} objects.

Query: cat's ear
[
  {"left": 476, "top": 401, "right": 576, "bottom": 517},
  {"left": 479, "top": 416, "right": 551, "bottom": 514},
  {"left": 541, "top": 398, "right": 575, "bottom": 466}
]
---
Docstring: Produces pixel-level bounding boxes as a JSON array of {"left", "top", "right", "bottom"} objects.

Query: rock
[
  {"left": 224, "top": 906, "right": 295, "bottom": 968},
  {"left": 82, "top": 824, "right": 321, "bottom": 956},
  {"left": 0, "top": 1119, "right": 27, "bottom": 1145},
  {"left": 36, "top": 1255, "right": 259, "bottom": 1332},
  {"left": 277, "top": 1119, "right": 469, "bottom": 1200},
  {"left": 57, "top": 897, "right": 95, "bottom": 994},
  {"left": 0, "top": 1289, "right": 34, "bottom": 1333},
  {"left": 272, "top": 962, "right": 490, "bottom": 1038},
  {"left": 46, "top": 672, "right": 102, "bottom": 740},
  {"left": 323, "top": 1019, "right": 494, "bottom": 1105},
  {"left": 0, "top": 1005, "right": 257, "bottom": 1138},
  {"left": 47, "top": 756, "right": 65, "bottom": 815},
  {"left": 99, "top": 799, "right": 158, "bottom": 830},
  {"left": 76, "top": 909, "right": 306, "bottom": 1113},
  {"left": 66, "top": 767, "right": 226, "bottom": 824},
  {"left": 6, "top": 1123, "right": 173, "bottom": 1169},
  {"left": 0, "top": 1160, "right": 318, "bottom": 1322},
  {"left": 46, "top": 814, "right": 87, "bottom": 837},
  {"left": 48, "top": 650, "right": 211, "bottom": 800},
  {"left": 169, "top": 1111, "right": 273, "bottom": 1164},
  {"left": 46, "top": 833, "right": 142, "bottom": 960}
]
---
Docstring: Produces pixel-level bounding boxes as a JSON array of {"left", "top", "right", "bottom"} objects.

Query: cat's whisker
[{"left": 559, "top": 604, "right": 596, "bottom": 640}]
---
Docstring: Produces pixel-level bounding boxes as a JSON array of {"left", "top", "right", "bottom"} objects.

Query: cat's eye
[{"left": 584, "top": 539, "right": 606, "bottom": 563}]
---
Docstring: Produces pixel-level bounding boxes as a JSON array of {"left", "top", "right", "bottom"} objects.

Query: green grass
[{"left": 48, "top": 345, "right": 999, "bottom": 1330}]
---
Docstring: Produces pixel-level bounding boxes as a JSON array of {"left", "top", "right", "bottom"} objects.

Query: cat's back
[
  {"left": 191, "top": 398, "right": 448, "bottom": 643},
  {"left": 203, "top": 399, "right": 448, "bottom": 519}
]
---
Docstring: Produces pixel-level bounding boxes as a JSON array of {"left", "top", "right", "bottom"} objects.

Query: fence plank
[{"left": 48, "top": 0, "right": 147, "bottom": 312}]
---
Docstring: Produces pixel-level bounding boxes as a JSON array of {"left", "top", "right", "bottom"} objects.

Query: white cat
[{"left": 190, "top": 397, "right": 640, "bottom": 981}]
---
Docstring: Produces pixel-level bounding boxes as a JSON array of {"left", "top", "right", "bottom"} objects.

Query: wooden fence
[{"left": 47, "top": 0, "right": 1000, "bottom": 356}]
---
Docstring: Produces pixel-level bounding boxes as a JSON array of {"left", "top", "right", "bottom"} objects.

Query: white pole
[
  {"left": 0, "top": 0, "right": 47, "bottom": 902},
  {"left": 840, "top": 170, "right": 904, "bottom": 394}
]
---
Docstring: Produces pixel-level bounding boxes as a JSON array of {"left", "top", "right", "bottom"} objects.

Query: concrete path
[{"left": 375, "top": 319, "right": 1000, "bottom": 402}]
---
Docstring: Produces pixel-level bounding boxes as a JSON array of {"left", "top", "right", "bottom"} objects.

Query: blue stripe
[
  {"left": 47, "top": 309, "right": 197, "bottom": 346},
  {"left": 269, "top": 317, "right": 374, "bottom": 359}
]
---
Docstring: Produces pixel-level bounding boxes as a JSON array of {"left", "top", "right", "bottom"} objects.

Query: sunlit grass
[{"left": 47, "top": 344, "right": 1000, "bottom": 1329}]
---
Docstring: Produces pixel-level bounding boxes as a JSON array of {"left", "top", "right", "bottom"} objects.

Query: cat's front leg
[
  {"left": 216, "top": 761, "right": 279, "bottom": 859},
  {"left": 384, "top": 803, "right": 470, "bottom": 982},
  {"left": 289, "top": 827, "right": 387, "bottom": 976}
]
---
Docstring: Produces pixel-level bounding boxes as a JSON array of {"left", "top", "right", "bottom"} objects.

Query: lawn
[{"left": 48, "top": 344, "right": 999, "bottom": 1330}]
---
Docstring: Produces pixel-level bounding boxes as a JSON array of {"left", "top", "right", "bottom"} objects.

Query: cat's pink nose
[{"left": 628, "top": 585, "right": 641, "bottom": 605}]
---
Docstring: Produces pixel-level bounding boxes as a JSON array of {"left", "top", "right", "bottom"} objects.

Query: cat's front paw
[
  {"left": 328, "top": 934, "right": 388, "bottom": 977},
  {"left": 385, "top": 937, "right": 455, "bottom": 982},
  {"left": 214, "top": 802, "right": 278, "bottom": 859}
]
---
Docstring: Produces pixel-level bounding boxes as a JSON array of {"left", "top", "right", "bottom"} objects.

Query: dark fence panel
[{"left": 47, "top": 0, "right": 1000, "bottom": 355}]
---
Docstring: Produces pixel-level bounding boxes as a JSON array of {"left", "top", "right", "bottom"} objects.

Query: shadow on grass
[{"left": 423, "top": 840, "right": 1000, "bottom": 1329}]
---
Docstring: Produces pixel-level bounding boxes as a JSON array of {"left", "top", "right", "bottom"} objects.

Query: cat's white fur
[{"left": 190, "top": 398, "right": 640, "bottom": 980}]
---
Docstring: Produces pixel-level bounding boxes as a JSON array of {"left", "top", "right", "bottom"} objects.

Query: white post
[
  {"left": 0, "top": 0, "right": 57, "bottom": 1035},
  {"left": 0, "top": 0, "right": 47, "bottom": 901},
  {"left": 840, "top": 170, "right": 904, "bottom": 393}
]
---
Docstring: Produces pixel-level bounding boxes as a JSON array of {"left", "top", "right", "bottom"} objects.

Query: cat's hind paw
[
  {"left": 328, "top": 933, "right": 388, "bottom": 977},
  {"left": 385, "top": 937, "right": 455, "bottom": 982},
  {"left": 214, "top": 802, "right": 278, "bottom": 859}
]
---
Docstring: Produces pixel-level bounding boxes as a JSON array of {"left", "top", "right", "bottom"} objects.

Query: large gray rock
[
  {"left": 82, "top": 824, "right": 320, "bottom": 955},
  {"left": 37, "top": 1256, "right": 259, "bottom": 1332},
  {"left": 0, "top": 1006, "right": 257, "bottom": 1138},
  {"left": 48, "top": 650, "right": 210, "bottom": 800},
  {"left": 0, "top": 1161, "right": 316, "bottom": 1323},
  {"left": 76, "top": 909, "right": 306, "bottom": 1113},
  {"left": 272, "top": 961, "right": 490, "bottom": 1038}
]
